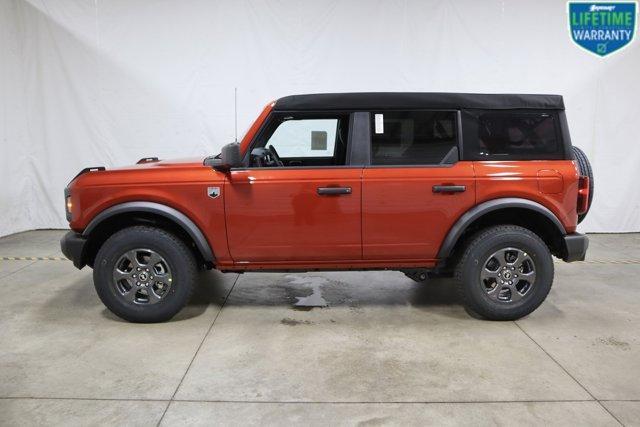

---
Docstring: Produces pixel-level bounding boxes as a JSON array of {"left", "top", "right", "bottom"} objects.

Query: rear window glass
[
  {"left": 462, "top": 110, "right": 563, "bottom": 160},
  {"left": 370, "top": 111, "right": 458, "bottom": 165}
]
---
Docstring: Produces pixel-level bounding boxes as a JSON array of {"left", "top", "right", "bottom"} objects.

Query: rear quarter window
[{"left": 461, "top": 110, "right": 564, "bottom": 160}]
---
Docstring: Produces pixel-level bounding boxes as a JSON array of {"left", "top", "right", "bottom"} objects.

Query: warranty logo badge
[{"left": 568, "top": 2, "right": 637, "bottom": 56}]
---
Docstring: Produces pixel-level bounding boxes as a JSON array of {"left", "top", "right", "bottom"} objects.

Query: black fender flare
[
  {"left": 83, "top": 201, "right": 215, "bottom": 263},
  {"left": 437, "top": 198, "right": 567, "bottom": 259}
]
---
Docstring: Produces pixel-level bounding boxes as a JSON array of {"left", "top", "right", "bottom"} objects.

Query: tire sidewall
[
  {"left": 461, "top": 230, "right": 553, "bottom": 319},
  {"left": 93, "top": 228, "right": 195, "bottom": 322}
]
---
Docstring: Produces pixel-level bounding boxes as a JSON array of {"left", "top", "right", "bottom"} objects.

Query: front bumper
[
  {"left": 562, "top": 232, "right": 589, "bottom": 262},
  {"left": 60, "top": 231, "right": 87, "bottom": 269}
]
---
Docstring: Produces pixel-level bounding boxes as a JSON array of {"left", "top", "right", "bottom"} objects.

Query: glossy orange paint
[
  {"left": 239, "top": 102, "right": 274, "bottom": 156},
  {"left": 67, "top": 110, "right": 581, "bottom": 271},
  {"left": 223, "top": 167, "right": 362, "bottom": 262},
  {"left": 474, "top": 160, "right": 580, "bottom": 233},
  {"left": 67, "top": 158, "right": 233, "bottom": 263},
  {"left": 362, "top": 163, "right": 476, "bottom": 260}
]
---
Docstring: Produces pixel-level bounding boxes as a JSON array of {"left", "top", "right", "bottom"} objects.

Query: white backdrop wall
[{"left": 1, "top": 0, "right": 639, "bottom": 237}]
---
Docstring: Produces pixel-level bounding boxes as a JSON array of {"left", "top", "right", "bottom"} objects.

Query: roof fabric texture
[{"left": 275, "top": 93, "right": 565, "bottom": 111}]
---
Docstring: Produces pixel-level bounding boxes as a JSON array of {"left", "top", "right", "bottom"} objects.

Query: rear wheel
[
  {"left": 93, "top": 226, "right": 197, "bottom": 323},
  {"left": 455, "top": 225, "right": 553, "bottom": 320}
]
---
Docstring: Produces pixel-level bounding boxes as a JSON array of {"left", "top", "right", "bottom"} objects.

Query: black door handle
[
  {"left": 317, "top": 187, "right": 352, "bottom": 195},
  {"left": 433, "top": 185, "right": 466, "bottom": 193}
]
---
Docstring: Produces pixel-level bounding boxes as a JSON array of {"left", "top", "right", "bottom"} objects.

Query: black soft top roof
[{"left": 274, "top": 92, "right": 564, "bottom": 111}]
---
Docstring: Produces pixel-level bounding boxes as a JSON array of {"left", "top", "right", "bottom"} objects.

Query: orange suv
[{"left": 61, "top": 93, "right": 592, "bottom": 322}]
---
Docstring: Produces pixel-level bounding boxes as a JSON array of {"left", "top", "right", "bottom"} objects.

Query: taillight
[{"left": 577, "top": 176, "right": 589, "bottom": 214}]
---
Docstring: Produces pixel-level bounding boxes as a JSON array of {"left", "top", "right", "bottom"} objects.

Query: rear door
[
  {"left": 224, "top": 113, "right": 362, "bottom": 263},
  {"left": 362, "top": 110, "right": 476, "bottom": 260}
]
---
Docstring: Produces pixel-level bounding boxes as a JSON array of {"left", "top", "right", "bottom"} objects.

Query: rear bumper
[
  {"left": 562, "top": 232, "right": 589, "bottom": 262},
  {"left": 60, "top": 231, "right": 87, "bottom": 269}
]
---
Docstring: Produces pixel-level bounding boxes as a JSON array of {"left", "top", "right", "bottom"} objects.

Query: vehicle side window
[
  {"left": 370, "top": 111, "right": 458, "bottom": 165},
  {"left": 267, "top": 119, "right": 338, "bottom": 158},
  {"left": 253, "top": 114, "right": 349, "bottom": 167},
  {"left": 462, "top": 110, "right": 563, "bottom": 160}
]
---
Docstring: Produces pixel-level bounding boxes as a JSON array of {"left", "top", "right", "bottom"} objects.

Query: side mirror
[{"left": 210, "top": 143, "right": 242, "bottom": 172}]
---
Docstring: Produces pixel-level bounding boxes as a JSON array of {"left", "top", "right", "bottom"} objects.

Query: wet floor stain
[
  {"left": 286, "top": 275, "right": 329, "bottom": 309},
  {"left": 357, "top": 416, "right": 393, "bottom": 426},
  {"left": 280, "top": 317, "right": 313, "bottom": 326},
  {"left": 596, "top": 336, "right": 631, "bottom": 350}
]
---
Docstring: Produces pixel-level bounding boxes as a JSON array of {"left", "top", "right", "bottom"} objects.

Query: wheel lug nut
[{"left": 137, "top": 268, "right": 141, "bottom": 271}]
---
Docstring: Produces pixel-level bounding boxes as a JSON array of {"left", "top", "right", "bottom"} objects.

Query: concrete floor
[{"left": 0, "top": 231, "right": 639, "bottom": 426}]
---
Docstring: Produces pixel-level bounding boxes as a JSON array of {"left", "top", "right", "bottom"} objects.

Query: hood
[
  {"left": 109, "top": 157, "right": 207, "bottom": 171},
  {"left": 68, "top": 156, "right": 219, "bottom": 188}
]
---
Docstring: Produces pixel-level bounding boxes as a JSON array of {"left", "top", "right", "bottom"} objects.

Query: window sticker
[
  {"left": 374, "top": 114, "right": 384, "bottom": 134},
  {"left": 311, "top": 131, "right": 328, "bottom": 150}
]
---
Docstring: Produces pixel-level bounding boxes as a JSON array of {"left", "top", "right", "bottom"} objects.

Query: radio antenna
[{"left": 234, "top": 87, "right": 238, "bottom": 143}]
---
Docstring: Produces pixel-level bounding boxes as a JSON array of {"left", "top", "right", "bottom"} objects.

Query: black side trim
[
  {"left": 137, "top": 157, "right": 159, "bottom": 164},
  {"left": 60, "top": 231, "right": 87, "bottom": 269},
  {"left": 437, "top": 198, "right": 567, "bottom": 259},
  {"left": 558, "top": 111, "right": 573, "bottom": 160},
  {"left": 72, "top": 167, "right": 105, "bottom": 181},
  {"left": 562, "top": 233, "right": 589, "bottom": 262},
  {"left": 348, "top": 112, "right": 371, "bottom": 166},
  {"left": 82, "top": 202, "right": 215, "bottom": 263},
  {"left": 433, "top": 185, "right": 466, "bottom": 193},
  {"left": 317, "top": 186, "right": 352, "bottom": 195}
]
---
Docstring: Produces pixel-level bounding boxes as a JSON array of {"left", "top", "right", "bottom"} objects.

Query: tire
[
  {"left": 93, "top": 226, "right": 197, "bottom": 323},
  {"left": 572, "top": 146, "right": 594, "bottom": 223},
  {"left": 455, "top": 225, "right": 554, "bottom": 321}
]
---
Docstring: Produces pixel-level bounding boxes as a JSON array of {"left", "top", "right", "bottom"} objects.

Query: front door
[
  {"left": 224, "top": 113, "right": 362, "bottom": 263},
  {"left": 361, "top": 110, "right": 476, "bottom": 260}
]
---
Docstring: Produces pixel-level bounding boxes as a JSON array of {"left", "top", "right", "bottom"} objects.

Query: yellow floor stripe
[
  {"left": 0, "top": 256, "right": 69, "bottom": 261},
  {"left": 573, "top": 260, "right": 640, "bottom": 264}
]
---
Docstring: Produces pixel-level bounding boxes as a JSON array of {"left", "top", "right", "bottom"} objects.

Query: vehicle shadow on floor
[
  {"left": 51, "top": 271, "right": 466, "bottom": 323},
  {"left": 184, "top": 273, "right": 468, "bottom": 321},
  {"left": 108, "top": 270, "right": 234, "bottom": 322}
]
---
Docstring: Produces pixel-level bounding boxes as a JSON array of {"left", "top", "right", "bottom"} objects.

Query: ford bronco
[{"left": 61, "top": 92, "right": 592, "bottom": 323}]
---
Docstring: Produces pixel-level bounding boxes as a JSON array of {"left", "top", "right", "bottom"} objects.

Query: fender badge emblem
[{"left": 207, "top": 187, "right": 221, "bottom": 199}]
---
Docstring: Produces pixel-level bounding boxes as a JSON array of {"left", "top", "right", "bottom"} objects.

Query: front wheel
[
  {"left": 455, "top": 225, "right": 554, "bottom": 320},
  {"left": 93, "top": 226, "right": 197, "bottom": 323}
]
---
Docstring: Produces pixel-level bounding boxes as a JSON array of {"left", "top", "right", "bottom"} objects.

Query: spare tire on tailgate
[{"left": 572, "top": 146, "right": 594, "bottom": 223}]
